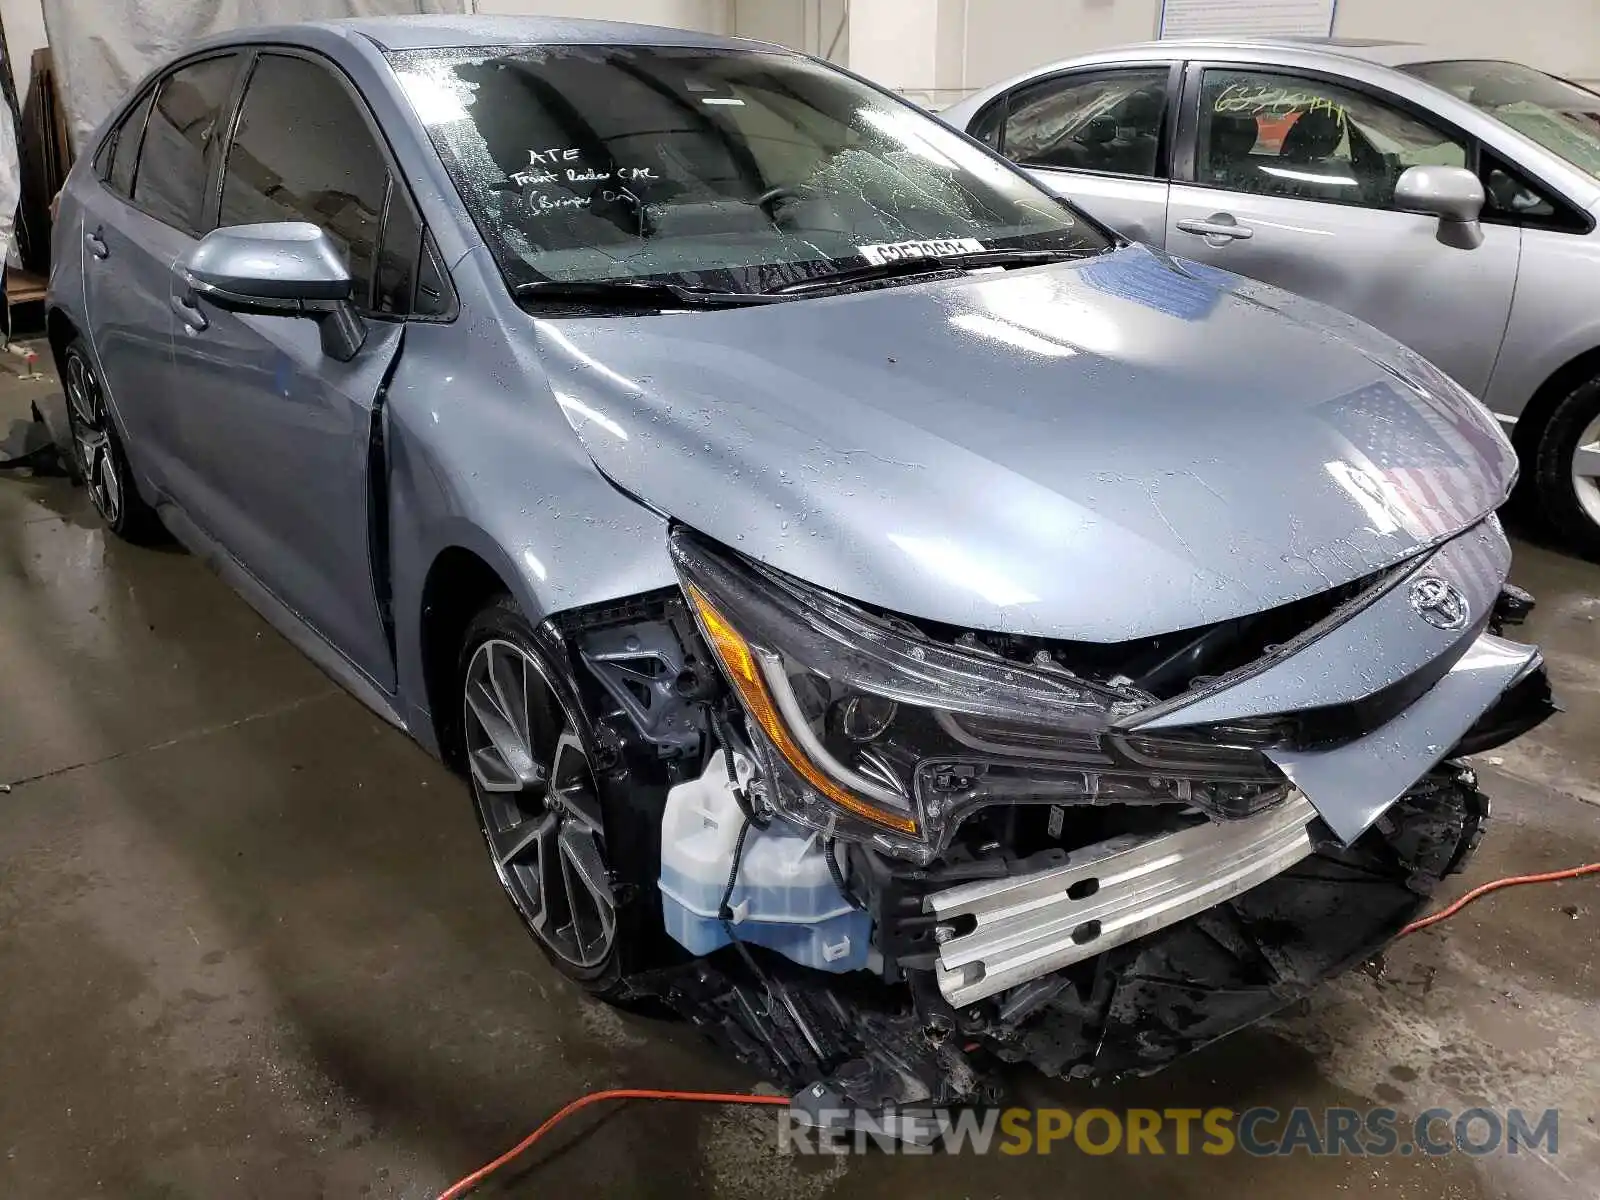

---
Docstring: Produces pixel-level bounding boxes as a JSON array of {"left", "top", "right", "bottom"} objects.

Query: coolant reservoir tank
[{"left": 658, "top": 754, "right": 872, "bottom": 972}]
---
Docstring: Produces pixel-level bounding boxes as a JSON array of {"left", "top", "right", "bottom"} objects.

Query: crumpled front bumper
[
  {"left": 1266, "top": 632, "right": 1540, "bottom": 841},
  {"left": 927, "top": 517, "right": 1553, "bottom": 1007},
  {"left": 647, "top": 764, "right": 1493, "bottom": 1099},
  {"left": 1124, "top": 516, "right": 1534, "bottom": 843}
]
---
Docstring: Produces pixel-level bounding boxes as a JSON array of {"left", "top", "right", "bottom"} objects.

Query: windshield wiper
[
  {"left": 513, "top": 279, "right": 781, "bottom": 310},
  {"left": 762, "top": 247, "right": 1094, "bottom": 297},
  {"left": 512, "top": 248, "right": 1093, "bottom": 309}
]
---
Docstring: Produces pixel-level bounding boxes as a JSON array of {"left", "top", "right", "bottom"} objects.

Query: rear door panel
[
  {"left": 1027, "top": 169, "right": 1170, "bottom": 246},
  {"left": 83, "top": 52, "right": 247, "bottom": 502},
  {"left": 80, "top": 200, "right": 185, "bottom": 489}
]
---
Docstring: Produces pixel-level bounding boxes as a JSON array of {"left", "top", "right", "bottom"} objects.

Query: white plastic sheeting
[
  {"left": 40, "top": 0, "right": 466, "bottom": 152},
  {"left": 0, "top": 93, "right": 17, "bottom": 267}
]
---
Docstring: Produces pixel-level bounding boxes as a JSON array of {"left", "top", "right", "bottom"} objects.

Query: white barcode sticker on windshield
[{"left": 856, "top": 237, "right": 986, "bottom": 266}]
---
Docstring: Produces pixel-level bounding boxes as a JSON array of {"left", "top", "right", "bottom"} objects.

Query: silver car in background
[
  {"left": 48, "top": 17, "right": 1554, "bottom": 1114},
  {"left": 943, "top": 39, "right": 1600, "bottom": 555}
]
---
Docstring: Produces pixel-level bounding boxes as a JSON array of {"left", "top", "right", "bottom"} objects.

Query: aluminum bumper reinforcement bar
[{"left": 927, "top": 792, "right": 1319, "bottom": 1006}]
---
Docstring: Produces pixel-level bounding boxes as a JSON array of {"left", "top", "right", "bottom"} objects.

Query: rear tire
[
  {"left": 61, "top": 338, "right": 163, "bottom": 544},
  {"left": 458, "top": 595, "right": 634, "bottom": 1002},
  {"left": 1532, "top": 373, "right": 1600, "bottom": 559}
]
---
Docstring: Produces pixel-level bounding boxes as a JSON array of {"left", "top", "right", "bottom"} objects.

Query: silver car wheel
[
  {"left": 1572, "top": 413, "right": 1600, "bottom": 530},
  {"left": 64, "top": 350, "right": 123, "bottom": 526},
  {"left": 463, "top": 638, "right": 616, "bottom": 969}
]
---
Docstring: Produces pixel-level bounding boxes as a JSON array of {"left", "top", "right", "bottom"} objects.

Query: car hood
[{"left": 532, "top": 245, "right": 1515, "bottom": 642}]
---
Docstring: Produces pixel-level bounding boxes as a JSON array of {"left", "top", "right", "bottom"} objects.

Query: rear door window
[
  {"left": 131, "top": 54, "right": 242, "bottom": 234},
  {"left": 1001, "top": 68, "right": 1171, "bottom": 176},
  {"left": 104, "top": 88, "right": 156, "bottom": 197}
]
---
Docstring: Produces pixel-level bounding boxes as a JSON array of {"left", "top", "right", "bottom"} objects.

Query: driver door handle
[
  {"left": 85, "top": 228, "right": 109, "bottom": 259},
  {"left": 1176, "top": 216, "right": 1254, "bottom": 241},
  {"left": 171, "top": 290, "right": 209, "bottom": 333}
]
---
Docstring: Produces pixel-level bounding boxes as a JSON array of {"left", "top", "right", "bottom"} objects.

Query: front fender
[{"left": 384, "top": 308, "right": 673, "bottom": 748}]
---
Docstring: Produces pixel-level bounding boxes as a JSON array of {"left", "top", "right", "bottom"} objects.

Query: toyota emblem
[{"left": 1409, "top": 576, "right": 1468, "bottom": 630}]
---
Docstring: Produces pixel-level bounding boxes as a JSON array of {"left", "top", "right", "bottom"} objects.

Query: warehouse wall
[
  {"left": 464, "top": 0, "right": 1600, "bottom": 98},
  {"left": 957, "top": 0, "right": 1600, "bottom": 91},
  {"left": 1333, "top": 0, "right": 1600, "bottom": 81},
  {"left": 729, "top": 0, "right": 848, "bottom": 61},
  {"left": 961, "top": 0, "right": 1159, "bottom": 93},
  {"left": 9, "top": 0, "right": 1595, "bottom": 117},
  {"left": 472, "top": 0, "right": 729, "bottom": 30},
  {"left": 1, "top": 0, "right": 48, "bottom": 99}
]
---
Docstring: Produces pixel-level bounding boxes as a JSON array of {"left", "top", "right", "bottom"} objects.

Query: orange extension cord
[
  {"left": 435, "top": 1090, "right": 790, "bottom": 1200},
  {"left": 1397, "top": 860, "right": 1600, "bottom": 935},
  {"left": 437, "top": 863, "right": 1599, "bottom": 1199}
]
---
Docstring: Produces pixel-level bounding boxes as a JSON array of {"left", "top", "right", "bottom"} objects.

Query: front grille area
[{"left": 896, "top": 560, "right": 1405, "bottom": 705}]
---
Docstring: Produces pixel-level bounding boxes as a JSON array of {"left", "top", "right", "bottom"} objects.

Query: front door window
[{"left": 1196, "top": 69, "right": 1466, "bottom": 208}]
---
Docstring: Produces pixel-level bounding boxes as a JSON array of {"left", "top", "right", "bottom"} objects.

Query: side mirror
[
  {"left": 1394, "top": 165, "right": 1486, "bottom": 250},
  {"left": 180, "top": 222, "right": 366, "bottom": 361}
]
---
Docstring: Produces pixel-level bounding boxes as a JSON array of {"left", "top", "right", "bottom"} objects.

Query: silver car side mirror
[
  {"left": 1394, "top": 165, "right": 1486, "bottom": 250},
  {"left": 180, "top": 221, "right": 367, "bottom": 361}
]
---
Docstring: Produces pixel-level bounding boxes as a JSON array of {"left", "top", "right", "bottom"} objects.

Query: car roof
[
  {"left": 299, "top": 13, "right": 773, "bottom": 53},
  {"left": 941, "top": 36, "right": 1520, "bottom": 124},
  {"left": 939, "top": 37, "right": 1503, "bottom": 121},
  {"left": 1040, "top": 36, "right": 1459, "bottom": 69}
]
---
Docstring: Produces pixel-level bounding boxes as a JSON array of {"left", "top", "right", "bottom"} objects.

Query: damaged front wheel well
[{"left": 420, "top": 546, "right": 512, "bottom": 769}]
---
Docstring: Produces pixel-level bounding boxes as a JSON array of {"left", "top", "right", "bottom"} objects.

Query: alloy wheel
[
  {"left": 1572, "top": 412, "right": 1600, "bottom": 531},
  {"left": 463, "top": 638, "right": 617, "bottom": 970},
  {"left": 64, "top": 351, "right": 123, "bottom": 526}
]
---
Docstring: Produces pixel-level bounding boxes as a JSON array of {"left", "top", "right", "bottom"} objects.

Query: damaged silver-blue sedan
[{"left": 47, "top": 14, "right": 1554, "bottom": 1111}]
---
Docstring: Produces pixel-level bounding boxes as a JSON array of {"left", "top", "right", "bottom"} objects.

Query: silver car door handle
[
  {"left": 1176, "top": 217, "right": 1253, "bottom": 241},
  {"left": 85, "top": 228, "right": 109, "bottom": 259},
  {"left": 171, "top": 291, "right": 209, "bottom": 333}
]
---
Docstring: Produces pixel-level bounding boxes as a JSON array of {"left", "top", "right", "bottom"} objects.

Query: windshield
[
  {"left": 389, "top": 45, "right": 1110, "bottom": 295},
  {"left": 1404, "top": 59, "right": 1600, "bottom": 179}
]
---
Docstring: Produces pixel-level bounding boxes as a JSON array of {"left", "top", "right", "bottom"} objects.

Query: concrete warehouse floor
[{"left": 1, "top": 355, "right": 1597, "bottom": 1200}]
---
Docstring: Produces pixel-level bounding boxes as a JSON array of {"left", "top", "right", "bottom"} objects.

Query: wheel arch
[
  {"left": 1510, "top": 343, "right": 1600, "bottom": 464},
  {"left": 412, "top": 533, "right": 624, "bottom": 778},
  {"left": 46, "top": 306, "right": 79, "bottom": 374},
  {"left": 416, "top": 541, "right": 524, "bottom": 769}
]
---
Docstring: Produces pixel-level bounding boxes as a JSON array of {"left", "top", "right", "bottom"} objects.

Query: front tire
[
  {"left": 458, "top": 595, "right": 630, "bottom": 1000},
  {"left": 61, "top": 338, "right": 163, "bottom": 544},
  {"left": 1533, "top": 373, "right": 1600, "bottom": 559}
]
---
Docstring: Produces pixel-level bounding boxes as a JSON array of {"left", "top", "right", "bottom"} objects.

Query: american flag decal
[{"left": 1317, "top": 378, "right": 1510, "bottom": 599}]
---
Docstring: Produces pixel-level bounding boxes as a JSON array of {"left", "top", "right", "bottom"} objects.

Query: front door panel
[
  {"left": 168, "top": 304, "right": 402, "bottom": 690},
  {"left": 1174, "top": 64, "right": 1521, "bottom": 396},
  {"left": 1165, "top": 186, "right": 1518, "bottom": 396}
]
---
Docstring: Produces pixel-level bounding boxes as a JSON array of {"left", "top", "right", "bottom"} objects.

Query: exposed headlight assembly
[{"left": 670, "top": 528, "right": 1289, "bottom": 862}]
